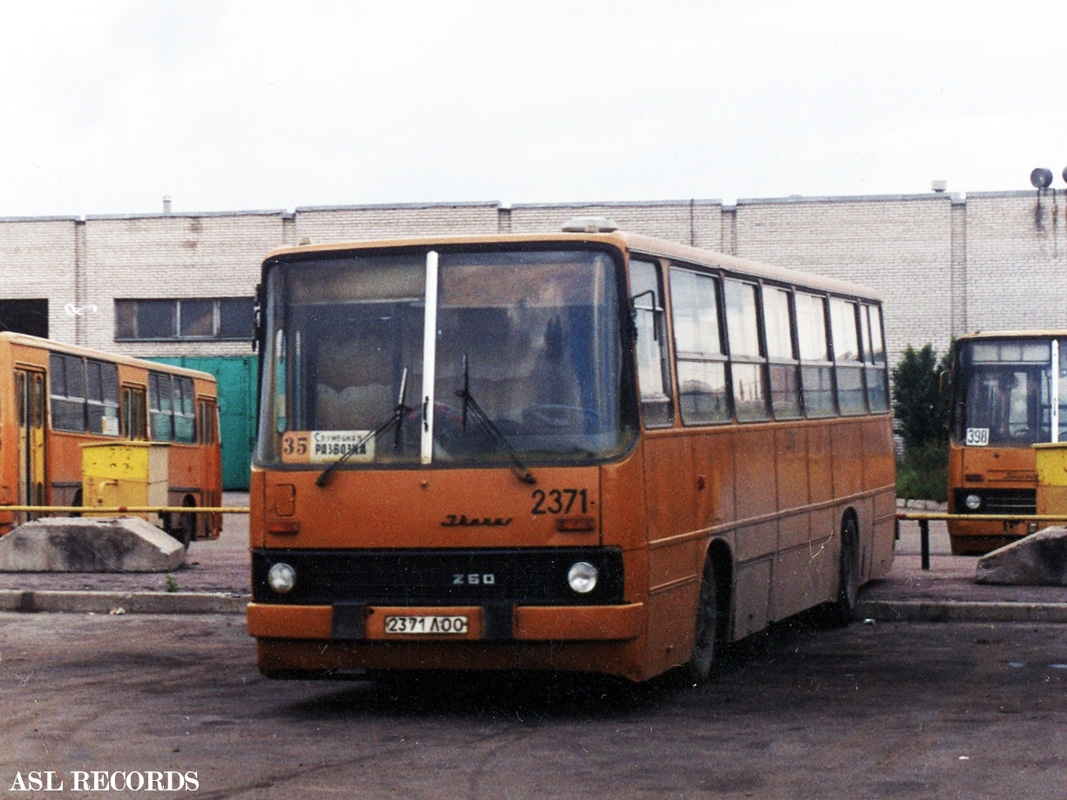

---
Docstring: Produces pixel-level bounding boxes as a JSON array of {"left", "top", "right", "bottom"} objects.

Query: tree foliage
[{"left": 891, "top": 343, "right": 953, "bottom": 453}]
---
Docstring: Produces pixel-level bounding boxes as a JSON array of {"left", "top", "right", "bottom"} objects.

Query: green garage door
[{"left": 151, "top": 355, "right": 258, "bottom": 490}]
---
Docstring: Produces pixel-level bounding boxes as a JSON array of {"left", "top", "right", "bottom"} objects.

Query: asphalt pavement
[{"left": 0, "top": 495, "right": 1064, "bottom": 622}]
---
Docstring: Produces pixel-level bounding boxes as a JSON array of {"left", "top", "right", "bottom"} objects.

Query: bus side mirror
[{"left": 252, "top": 283, "right": 264, "bottom": 353}]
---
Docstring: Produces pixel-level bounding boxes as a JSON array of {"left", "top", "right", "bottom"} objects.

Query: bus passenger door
[
  {"left": 16, "top": 369, "right": 47, "bottom": 518},
  {"left": 197, "top": 398, "right": 222, "bottom": 536},
  {"left": 122, "top": 385, "right": 148, "bottom": 440}
]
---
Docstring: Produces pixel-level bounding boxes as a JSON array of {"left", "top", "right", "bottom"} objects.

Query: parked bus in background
[
  {"left": 0, "top": 332, "right": 222, "bottom": 545},
  {"left": 247, "top": 222, "right": 896, "bottom": 683},
  {"left": 947, "top": 330, "right": 1067, "bottom": 555}
]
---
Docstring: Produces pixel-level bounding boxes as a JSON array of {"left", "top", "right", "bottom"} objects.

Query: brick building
[{"left": 2, "top": 189, "right": 1062, "bottom": 485}]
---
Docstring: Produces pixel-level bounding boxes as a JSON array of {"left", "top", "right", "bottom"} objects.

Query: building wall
[
  {"left": 295, "top": 202, "right": 501, "bottom": 244},
  {"left": 3, "top": 189, "right": 1064, "bottom": 367},
  {"left": 0, "top": 217, "right": 81, "bottom": 342},
  {"left": 732, "top": 195, "right": 956, "bottom": 363},
  {"left": 963, "top": 192, "right": 1067, "bottom": 335},
  {"left": 510, "top": 200, "right": 723, "bottom": 250},
  {"left": 82, "top": 212, "right": 286, "bottom": 358}
]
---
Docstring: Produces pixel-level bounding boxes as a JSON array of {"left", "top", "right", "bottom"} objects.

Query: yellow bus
[
  {"left": 0, "top": 332, "right": 223, "bottom": 545},
  {"left": 247, "top": 223, "right": 896, "bottom": 683},
  {"left": 947, "top": 330, "right": 1066, "bottom": 554}
]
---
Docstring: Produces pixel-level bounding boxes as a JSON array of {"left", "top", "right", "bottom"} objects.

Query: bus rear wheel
[
  {"left": 685, "top": 559, "right": 719, "bottom": 685},
  {"left": 828, "top": 515, "right": 860, "bottom": 627},
  {"left": 169, "top": 501, "right": 196, "bottom": 549}
]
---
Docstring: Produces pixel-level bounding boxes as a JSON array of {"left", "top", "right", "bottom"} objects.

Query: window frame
[
  {"left": 762, "top": 283, "right": 803, "bottom": 420},
  {"left": 723, "top": 277, "right": 771, "bottom": 422},
  {"left": 629, "top": 257, "right": 674, "bottom": 429},
  {"left": 669, "top": 264, "right": 732, "bottom": 426},
  {"left": 115, "top": 297, "right": 255, "bottom": 342},
  {"left": 829, "top": 297, "right": 868, "bottom": 416},
  {"left": 48, "top": 353, "right": 121, "bottom": 436}
]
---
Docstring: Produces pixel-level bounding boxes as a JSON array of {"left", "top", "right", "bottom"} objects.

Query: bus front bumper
[{"left": 247, "top": 601, "right": 644, "bottom": 642}]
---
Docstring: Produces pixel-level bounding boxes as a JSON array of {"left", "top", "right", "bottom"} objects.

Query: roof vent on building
[
  {"left": 561, "top": 216, "right": 619, "bottom": 233},
  {"left": 931, "top": 180, "right": 947, "bottom": 193},
  {"left": 162, "top": 195, "right": 172, "bottom": 214}
]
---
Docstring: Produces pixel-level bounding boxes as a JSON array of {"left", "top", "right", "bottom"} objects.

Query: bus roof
[
  {"left": 0, "top": 331, "right": 217, "bottom": 383},
  {"left": 262, "top": 230, "right": 882, "bottom": 303}
]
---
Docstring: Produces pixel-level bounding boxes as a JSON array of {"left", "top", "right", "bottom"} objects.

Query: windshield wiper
[
  {"left": 316, "top": 367, "right": 411, "bottom": 488},
  {"left": 456, "top": 353, "right": 536, "bottom": 485}
]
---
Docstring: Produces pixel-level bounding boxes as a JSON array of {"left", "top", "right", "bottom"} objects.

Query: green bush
[
  {"left": 896, "top": 442, "right": 948, "bottom": 502},
  {"left": 891, "top": 343, "right": 953, "bottom": 501}
]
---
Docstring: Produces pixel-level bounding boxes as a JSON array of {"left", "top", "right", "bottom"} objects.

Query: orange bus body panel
[{"left": 947, "top": 442, "right": 1035, "bottom": 554}]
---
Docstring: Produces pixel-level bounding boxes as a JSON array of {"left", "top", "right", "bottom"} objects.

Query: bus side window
[
  {"left": 830, "top": 298, "right": 867, "bottom": 415},
  {"left": 149, "top": 373, "right": 174, "bottom": 441},
  {"left": 764, "top": 286, "right": 802, "bottom": 419},
  {"left": 174, "top": 377, "right": 196, "bottom": 443},
  {"left": 629, "top": 258, "right": 673, "bottom": 428},
  {"left": 49, "top": 353, "right": 88, "bottom": 432},
  {"left": 796, "top": 293, "right": 836, "bottom": 417},
  {"left": 862, "top": 304, "right": 889, "bottom": 412},
  {"left": 670, "top": 266, "right": 730, "bottom": 424},
  {"left": 724, "top": 279, "right": 770, "bottom": 421}
]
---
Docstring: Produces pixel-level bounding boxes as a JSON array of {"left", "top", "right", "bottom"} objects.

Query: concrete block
[
  {"left": 0, "top": 517, "right": 185, "bottom": 573},
  {"left": 975, "top": 527, "right": 1067, "bottom": 586}
]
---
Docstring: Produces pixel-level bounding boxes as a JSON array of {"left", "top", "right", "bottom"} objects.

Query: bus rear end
[{"left": 247, "top": 238, "right": 652, "bottom": 681}]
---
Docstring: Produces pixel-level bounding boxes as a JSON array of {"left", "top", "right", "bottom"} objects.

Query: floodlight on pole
[{"left": 1030, "top": 168, "right": 1053, "bottom": 189}]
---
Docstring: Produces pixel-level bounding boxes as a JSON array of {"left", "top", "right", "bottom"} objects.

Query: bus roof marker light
[{"left": 561, "top": 216, "right": 619, "bottom": 233}]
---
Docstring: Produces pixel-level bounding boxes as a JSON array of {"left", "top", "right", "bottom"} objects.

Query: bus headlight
[
  {"left": 567, "top": 561, "right": 599, "bottom": 594},
  {"left": 963, "top": 493, "right": 982, "bottom": 511},
  {"left": 267, "top": 562, "right": 297, "bottom": 594}
]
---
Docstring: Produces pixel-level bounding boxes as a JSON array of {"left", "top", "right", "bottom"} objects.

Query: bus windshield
[
  {"left": 256, "top": 247, "right": 631, "bottom": 468},
  {"left": 956, "top": 338, "right": 1067, "bottom": 446}
]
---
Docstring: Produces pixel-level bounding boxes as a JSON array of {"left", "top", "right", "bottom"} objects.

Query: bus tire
[
  {"left": 169, "top": 499, "right": 196, "bottom": 549},
  {"left": 685, "top": 559, "right": 719, "bottom": 685},
  {"left": 829, "top": 514, "right": 860, "bottom": 627}
]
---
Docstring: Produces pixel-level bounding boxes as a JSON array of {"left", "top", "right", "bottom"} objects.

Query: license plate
[{"left": 383, "top": 615, "right": 470, "bottom": 636}]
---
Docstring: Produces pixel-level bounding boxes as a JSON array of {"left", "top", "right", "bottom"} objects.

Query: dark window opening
[
  {"left": 115, "top": 298, "right": 254, "bottom": 341},
  {"left": 0, "top": 299, "right": 48, "bottom": 338}
]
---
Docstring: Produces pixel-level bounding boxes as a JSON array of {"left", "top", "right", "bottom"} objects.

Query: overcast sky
[{"left": 3, "top": 1, "right": 1066, "bottom": 218}]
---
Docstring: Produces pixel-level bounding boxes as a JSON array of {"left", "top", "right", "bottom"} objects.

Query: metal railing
[{"left": 896, "top": 512, "right": 1067, "bottom": 570}]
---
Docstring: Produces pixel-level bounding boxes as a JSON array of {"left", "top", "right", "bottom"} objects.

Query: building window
[{"left": 115, "top": 298, "right": 254, "bottom": 341}]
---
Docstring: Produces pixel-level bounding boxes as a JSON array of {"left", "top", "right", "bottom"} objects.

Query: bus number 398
[{"left": 531, "top": 488, "right": 589, "bottom": 515}]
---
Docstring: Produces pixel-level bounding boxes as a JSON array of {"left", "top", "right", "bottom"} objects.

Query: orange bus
[
  {"left": 0, "top": 332, "right": 223, "bottom": 545},
  {"left": 247, "top": 223, "right": 896, "bottom": 683},
  {"left": 947, "top": 330, "right": 1066, "bottom": 554}
]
